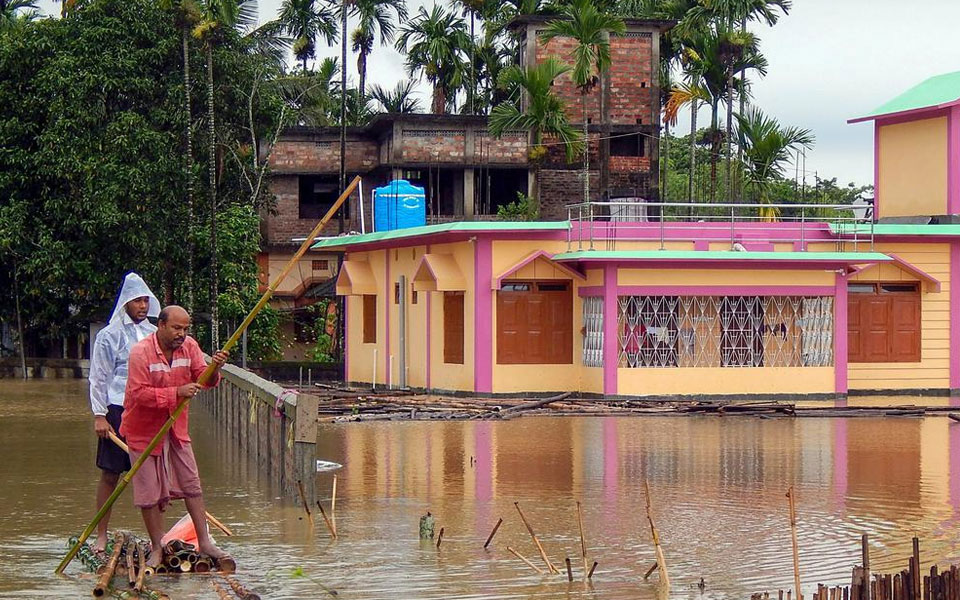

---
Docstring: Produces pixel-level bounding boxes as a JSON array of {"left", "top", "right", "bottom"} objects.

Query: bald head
[{"left": 157, "top": 305, "right": 191, "bottom": 352}]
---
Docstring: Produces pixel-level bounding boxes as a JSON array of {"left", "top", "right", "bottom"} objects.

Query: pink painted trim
[
  {"left": 848, "top": 103, "right": 956, "bottom": 124},
  {"left": 493, "top": 250, "right": 585, "bottom": 289},
  {"left": 425, "top": 244, "right": 431, "bottom": 391},
  {"left": 950, "top": 105, "right": 960, "bottom": 214},
  {"left": 384, "top": 248, "right": 391, "bottom": 387},
  {"left": 616, "top": 285, "right": 837, "bottom": 297},
  {"left": 951, "top": 242, "right": 960, "bottom": 389},
  {"left": 344, "top": 264, "right": 349, "bottom": 383},
  {"left": 850, "top": 253, "right": 942, "bottom": 292},
  {"left": 693, "top": 240, "right": 709, "bottom": 251},
  {"left": 474, "top": 237, "right": 493, "bottom": 393},
  {"left": 563, "top": 259, "right": 887, "bottom": 271},
  {"left": 603, "top": 265, "right": 618, "bottom": 396},
  {"left": 834, "top": 272, "right": 848, "bottom": 395},
  {"left": 578, "top": 286, "right": 604, "bottom": 297},
  {"left": 874, "top": 121, "right": 881, "bottom": 219}
]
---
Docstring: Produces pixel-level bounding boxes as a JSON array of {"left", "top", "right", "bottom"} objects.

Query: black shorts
[{"left": 96, "top": 405, "right": 131, "bottom": 474}]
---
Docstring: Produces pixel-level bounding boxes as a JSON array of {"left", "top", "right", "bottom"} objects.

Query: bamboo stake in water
[
  {"left": 107, "top": 431, "right": 232, "bottom": 537},
  {"left": 507, "top": 546, "right": 544, "bottom": 574},
  {"left": 297, "top": 479, "right": 314, "bottom": 527},
  {"left": 316, "top": 501, "right": 337, "bottom": 540},
  {"left": 577, "top": 501, "right": 588, "bottom": 583},
  {"left": 514, "top": 502, "right": 559, "bottom": 574},
  {"left": 484, "top": 518, "right": 503, "bottom": 550},
  {"left": 787, "top": 487, "right": 802, "bottom": 600},
  {"left": 56, "top": 176, "right": 362, "bottom": 575},
  {"left": 331, "top": 474, "right": 338, "bottom": 537},
  {"left": 644, "top": 479, "right": 670, "bottom": 592}
]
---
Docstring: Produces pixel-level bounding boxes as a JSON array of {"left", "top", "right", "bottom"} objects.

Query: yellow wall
[
  {"left": 618, "top": 367, "right": 835, "bottom": 396},
  {"left": 878, "top": 117, "right": 948, "bottom": 218},
  {"left": 846, "top": 242, "right": 951, "bottom": 390},
  {"left": 427, "top": 242, "right": 476, "bottom": 392}
]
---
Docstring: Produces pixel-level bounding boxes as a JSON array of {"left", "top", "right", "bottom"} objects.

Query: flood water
[{"left": 5, "top": 380, "right": 960, "bottom": 599}]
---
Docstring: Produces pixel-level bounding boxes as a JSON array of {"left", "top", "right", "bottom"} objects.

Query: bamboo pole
[
  {"left": 507, "top": 546, "right": 545, "bottom": 574},
  {"left": 56, "top": 176, "right": 361, "bottom": 575},
  {"left": 862, "top": 534, "right": 871, "bottom": 600},
  {"left": 644, "top": 479, "right": 670, "bottom": 592},
  {"left": 134, "top": 543, "right": 146, "bottom": 594},
  {"left": 92, "top": 532, "right": 125, "bottom": 597},
  {"left": 514, "top": 502, "right": 559, "bottom": 574},
  {"left": 331, "top": 474, "right": 338, "bottom": 536},
  {"left": 787, "top": 487, "right": 802, "bottom": 600},
  {"left": 588, "top": 561, "right": 598, "bottom": 578},
  {"left": 107, "top": 431, "right": 232, "bottom": 537},
  {"left": 316, "top": 501, "right": 337, "bottom": 539},
  {"left": 436, "top": 527, "right": 445, "bottom": 549},
  {"left": 566, "top": 557, "right": 573, "bottom": 582},
  {"left": 577, "top": 501, "right": 588, "bottom": 583},
  {"left": 483, "top": 518, "right": 503, "bottom": 550},
  {"left": 297, "top": 479, "right": 314, "bottom": 527},
  {"left": 125, "top": 540, "right": 136, "bottom": 588}
]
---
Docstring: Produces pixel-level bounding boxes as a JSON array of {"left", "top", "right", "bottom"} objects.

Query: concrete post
[
  {"left": 292, "top": 392, "right": 319, "bottom": 505},
  {"left": 464, "top": 168, "right": 476, "bottom": 219}
]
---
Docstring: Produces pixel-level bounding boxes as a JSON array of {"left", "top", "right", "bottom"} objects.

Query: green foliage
[
  {"left": 0, "top": 0, "right": 282, "bottom": 355},
  {"left": 396, "top": 4, "right": 471, "bottom": 114},
  {"left": 306, "top": 299, "right": 338, "bottom": 363},
  {"left": 497, "top": 192, "right": 540, "bottom": 221}
]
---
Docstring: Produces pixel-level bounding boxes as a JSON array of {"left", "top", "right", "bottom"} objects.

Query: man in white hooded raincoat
[{"left": 88, "top": 272, "right": 160, "bottom": 553}]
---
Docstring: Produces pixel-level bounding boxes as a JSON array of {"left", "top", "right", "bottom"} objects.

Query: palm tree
[
  {"left": 735, "top": 107, "right": 812, "bottom": 217},
  {"left": 664, "top": 78, "right": 710, "bottom": 202},
  {"left": 278, "top": 0, "right": 337, "bottom": 73},
  {"left": 193, "top": 0, "right": 257, "bottom": 349},
  {"left": 370, "top": 80, "right": 422, "bottom": 113},
  {"left": 396, "top": 4, "right": 471, "bottom": 114},
  {"left": 350, "top": 0, "right": 407, "bottom": 98},
  {"left": 0, "top": 0, "right": 37, "bottom": 30},
  {"left": 159, "top": 0, "right": 202, "bottom": 310},
  {"left": 541, "top": 0, "right": 625, "bottom": 205},
  {"left": 489, "top": 58, "right": 583, "bottom": 207}
]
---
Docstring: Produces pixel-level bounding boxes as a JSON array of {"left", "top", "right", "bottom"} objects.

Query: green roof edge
[
  {"left": 852, "top": 70, "right": 960, "bottom": 121},
  {"left": 830, "top": 223, "right": 960, "bottom": 236},
  {"left": 311, "top": 221, "right": 569, "bottom": 249}
]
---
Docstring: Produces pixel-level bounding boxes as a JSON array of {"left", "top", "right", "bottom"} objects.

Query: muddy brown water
[{"left": 4, "top": 380, "right": 960, "bottom": 599}]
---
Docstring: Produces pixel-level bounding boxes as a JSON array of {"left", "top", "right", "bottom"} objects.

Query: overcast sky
[{"left": 35, "top": 0, "right": 960, "bottom": 188}]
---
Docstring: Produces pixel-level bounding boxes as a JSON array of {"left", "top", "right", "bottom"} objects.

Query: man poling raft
[{"left": 55, "top": 175, "right": 362, "bottom": 575}]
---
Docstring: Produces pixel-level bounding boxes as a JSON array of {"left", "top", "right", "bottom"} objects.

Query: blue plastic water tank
[{"left": 373, "top": 180, "right": 426, "bottom": 232}]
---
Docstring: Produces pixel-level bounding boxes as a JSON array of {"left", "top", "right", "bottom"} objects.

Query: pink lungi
[{"left": 128, "top": 437, "right": 202, "bottom": 510}]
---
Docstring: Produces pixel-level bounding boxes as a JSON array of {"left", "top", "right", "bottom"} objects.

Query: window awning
[
  {"left": 493, "top": 250, "right": 585, "bottom": 289},
  {"left": 847, "top": 253, "right": 942, "bottom": 293},
  {"left": 335, "top": 260, "right": 376, "bottom": 296},
  {"left": 413, "top": 254, "right": 466, "bottom": 291}
]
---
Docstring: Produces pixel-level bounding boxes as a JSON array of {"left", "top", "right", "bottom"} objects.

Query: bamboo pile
[{"left": 157, "top": 540, "right": 234, "bottom": 574}]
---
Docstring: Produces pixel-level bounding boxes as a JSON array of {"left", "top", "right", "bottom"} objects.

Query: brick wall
[
  {"left": 474, "top": 131, "right": 528, "bottom": 163},
  {"left": 269, "top": 139, "right": 379, "bottom": 173},
  {"left": 608, "top": 34, "right": 655, "bottom": 126},
  {"left": 400, "top": 129, "right": 467, "bottom": 163},
  {"left": 264, "top": 174, "right": 365, "bottom": 244},
  {"left": 538, "top": 169, "right": 601, "bottom": 220},
  {"left": 536, "top": 31, "right": 655, "bottom": 127},
  {"left": 609, "top": 155, "right": 651, "bottom": 172}
]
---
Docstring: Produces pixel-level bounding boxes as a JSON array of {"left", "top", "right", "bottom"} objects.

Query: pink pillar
[
  {"left": 952, "top": 242, "right": 960, "bottom": 391},
  {"left": 384, "top": 249, "right": 391, "bottom": 387},
  {"left": 832, "top": 419, "right": 848, "bottom": 511},
  {"left": 425, "top": 244, "right": 432, "bottom": 391},
  {"left": 603, "top": 417, "right": 619, "bottom": 501},
  {"left": 474, "top": 237, "right": 493, "bottom": 393},
  {"left": 834, "top": 271, "right": 848, "bottom": 395},
  {"left": 949, "top": 106, "right": 960, "bottom": 214},
  {"left": 344, "top": 295, "right": 350, "bottom": 383},
  {"left": 874, "top": 121, "right": 881, "bottom": 218},
  {"left": 603, "top": 264, "right": 618, "bottom": 396}
]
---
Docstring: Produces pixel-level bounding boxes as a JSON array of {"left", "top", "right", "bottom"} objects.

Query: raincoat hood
[{"left": 108, "top": 272, "right": 160, "bottom": 325}]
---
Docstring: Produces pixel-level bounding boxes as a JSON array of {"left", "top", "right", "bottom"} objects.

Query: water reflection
[{"left": 6, "top": 381, "right": 960, "bottom": 599}]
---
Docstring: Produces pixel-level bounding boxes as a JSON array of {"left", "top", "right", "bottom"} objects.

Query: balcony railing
[{"left": 564, "top": 200, "right": 875, "bottom": 253}]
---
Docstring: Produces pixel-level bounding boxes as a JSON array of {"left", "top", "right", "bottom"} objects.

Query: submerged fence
[{"left": 197, "top": 362, "right": 319, "bottom": 504}]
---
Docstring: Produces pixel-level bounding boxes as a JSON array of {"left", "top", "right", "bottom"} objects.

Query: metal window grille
[
  {"left": 582, "top": 297, "right": 604, "bottom": 367},
  {"left": 617, "top": 295, "right": 833, "bottom": 369}
]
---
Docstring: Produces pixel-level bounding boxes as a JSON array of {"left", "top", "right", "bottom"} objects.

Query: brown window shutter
[
  {"left": 496, "top": 281, "right": 572, "bottom": 365},
  {"left": 847, "top": 282, "right": 920, "bottom": 363},
  {"left": 444, "top": 292, "right": 464, "bottom": 364},
  {"left": 363, "top": 295, "right": 377, "bottom": 343}
]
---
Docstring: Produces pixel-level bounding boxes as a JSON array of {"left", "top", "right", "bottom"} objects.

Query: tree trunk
[
  {"left": 432, "top": 85, "right": 446, "bottom": 114},
  {"left": 582, "top": 90, "right": 589, "bottom": 205},
  {"left": 13, "top": 261, "right": 26, "bottom": 380},
  {"left": 688, "top": 98, "right": 697, "bottom": 204},
  {"left": 663, "top": 119, "right": 670, "bottom": 203},
  {"left": 206, "top": 43, "right": 219, "bottom": 350},
  {"left": 339, "top": 2, "right": 347, "bottom": 234},
  {"left": 357, "top": 50, "right": 367, "bottom": 98},
  {"left": 303, "top": 55, "right": 307, "bottom": 74},
  {"left": 725, "top": 69, "right": 734, "bottom": 202},
  {"left": 182, "top": 26, "right": 194, "bottom": 312},
  {"left": 710, "top": 99, "right": 719, "bottom": 203},
  {"left": 738, "top": 16, "right": 747, "bottom": 164},
  {"left": 468, "top": 12, "right": 475, "bottom": 115}
]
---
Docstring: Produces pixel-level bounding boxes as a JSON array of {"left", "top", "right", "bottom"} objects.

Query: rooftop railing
[{"left": 564, "top": 200, "right": 875, "bottom": 253}]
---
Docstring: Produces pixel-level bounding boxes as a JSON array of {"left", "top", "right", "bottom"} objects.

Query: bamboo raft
[{"left": 69, "top": 532, "right": 247, "bottom": 599}]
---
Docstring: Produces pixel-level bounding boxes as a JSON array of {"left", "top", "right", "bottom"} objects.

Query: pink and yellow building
[{"left": 316, "top": 71, "right": 960, "bottom": 399}]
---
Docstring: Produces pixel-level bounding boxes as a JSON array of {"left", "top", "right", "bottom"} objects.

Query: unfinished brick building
[{"left": 261, "top": 17, "right": 670, "bottom": 357}]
